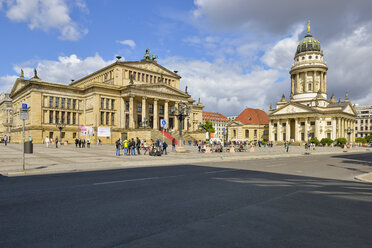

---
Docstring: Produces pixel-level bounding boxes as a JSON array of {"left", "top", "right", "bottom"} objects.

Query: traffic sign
[
  {"left": 161, "top": 119, "right": 167, "bottom": 127},
  {"left": 20, "top": 109, "right": 29, "bottom": 120},
  {"left": 22, "top": 103, "right": 28, "bottom": 110}
]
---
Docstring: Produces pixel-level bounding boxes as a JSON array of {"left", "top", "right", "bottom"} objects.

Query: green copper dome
[{"left": 296, "top": 22, "right": 321, "bottom": 55}]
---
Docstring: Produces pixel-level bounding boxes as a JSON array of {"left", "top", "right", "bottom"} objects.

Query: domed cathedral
[{"left": 268, "top": 21, "right": 357, "bottom": 145}]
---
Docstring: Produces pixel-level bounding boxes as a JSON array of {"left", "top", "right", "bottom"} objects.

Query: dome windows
[{"left": 309, "top": 56, "right": 312, "bottom": 59}]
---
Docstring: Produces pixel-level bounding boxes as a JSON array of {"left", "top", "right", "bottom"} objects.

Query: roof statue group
[{"left": 144, "top": 48, "right": 157, "bottom": 61}]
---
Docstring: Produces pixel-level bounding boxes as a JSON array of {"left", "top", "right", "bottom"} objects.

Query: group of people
[
  {"left": 44, "top": 136, "right": 60, "bottom": 148},
  {"left": 115, "top": 137, "right": 168, "bottom": 156},
  {"left": 75, "top": 138, "right": 90, "bottom": 148}
]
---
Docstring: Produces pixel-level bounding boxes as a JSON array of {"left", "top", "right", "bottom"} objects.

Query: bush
[
  {"left": 334, "top": 138, "right": 347, "bottom": 146},
  {"left": 309, "top": 137, "right": 320, "bottom": 146},
  {"left": 320, "top": 138, "right": 333, "bottom": 146},
  {"left": 355, "top": 137, "right": 367, "bottom": 143}
]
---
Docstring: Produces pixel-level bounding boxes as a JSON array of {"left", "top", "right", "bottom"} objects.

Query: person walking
[
  {"left": 162, "top": 141, "right": 168, "bottom": 155},
  {"left": 45, "top": 136, "right": 50, "bottom": 148},
  {"left": 172, "top": 138, "right": 176, "bottom": 151},
  {"left": 55, "top": 137, "right": 59, "bottom": 148},
  {"left": 28, "top": 136, "right": 33, "bottom": 142},
  {"left": 75, "top": 138, "right": 79, "bottom": 148},
  {"left": 115, "top": 138, "right": 121, "bottom": 156},
  {"left": 136, "top": 137, "right": 141, "bottom": 155},
  {"left": 130, "top": 138, "right": 136, "bottom": 155},
  {"left": 87, "top": 138, "right": 90, "bottom": 148},
  {"left": 78, "top": 139, "right": 82, "bottom": 148},
  {"left": 82, "top": 139, "right": 86, "bottom": 148},
  {"left": 286, "top": 141, "right": 290, "bottom": 152},
  {"left": 4, "top": 135, "right": 7, "bottom": 146}
]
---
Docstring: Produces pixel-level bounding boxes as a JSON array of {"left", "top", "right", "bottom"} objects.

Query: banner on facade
[
  {"left": 80, "top": 126, "right": 94, "bottom": 136},
  {"left": 98, "top": 127, "right": 111, "bottom": 137}
]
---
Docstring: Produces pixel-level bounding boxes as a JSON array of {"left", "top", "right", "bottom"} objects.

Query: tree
[
  {"left": 334, "top": 138, "right": 347, "bottom": 146},
  {"left": 355, "top": 137, "right": 367, "bottom": 143},
  {"left": 309, "top": 137, "right": 320, "bottom": 146},
  {"left": 320, "top": 138, "right": 333, "bottom": 146},
  {"left": 201, "top": 120, "right": 215, "bottom": 133},
  {"left": 365, "top": 135, "right": 372, "bottom": 143}
]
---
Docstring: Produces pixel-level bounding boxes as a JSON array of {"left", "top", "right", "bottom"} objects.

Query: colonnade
[
  {"left": 269, "top": 116, "right": 355, "bottom": 143},
  {"left": 291, "top": 70, "right": 327, "bottom": 94}
]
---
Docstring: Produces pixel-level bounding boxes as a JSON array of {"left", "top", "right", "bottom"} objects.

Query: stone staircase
[{"left": 150, "top": 130, "right": 194, "bottom": 144}]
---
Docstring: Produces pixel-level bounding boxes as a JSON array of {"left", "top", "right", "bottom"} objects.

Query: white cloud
[
  {"left": 0, "top": 75, "right": 18, "bottom": 93},
  {"left": 2, "top": 0, "right": 88, "bottom": 41},
  {"left": 117, "top": 40, "right": 136, "bottom": 49},
  {"left": 12, "top": 54, "right": 115, "bottom": 84},
  {"left": 162, "top": 57, "right": 280, "bottom": 115}
]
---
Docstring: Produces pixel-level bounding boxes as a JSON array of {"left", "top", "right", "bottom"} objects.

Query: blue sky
[{"left": 1, "top": 0, "right": 372, "bottom": 115}]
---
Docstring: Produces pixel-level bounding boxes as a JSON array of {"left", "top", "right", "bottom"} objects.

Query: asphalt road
[{"left": 1, "top": 152, "right": 372, "bottom": 248}]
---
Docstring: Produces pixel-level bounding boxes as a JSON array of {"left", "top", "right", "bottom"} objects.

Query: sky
[{"left": 0, "top": 0, "right": 372, "bottom": 116}]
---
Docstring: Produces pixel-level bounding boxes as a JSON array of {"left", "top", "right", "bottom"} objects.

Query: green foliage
[
  {"left": 334, "top": 138, "right": 347, "bottom": 146},
  {"left": 320, "top": 138, "right": 333, "bottom": 146},
  {"left": 309, "top": 137, "right": 320, "bottom": 145},
  {"left": 202, "top": 120, "right": 215, "bottom": 133},
  {"left": 355, "top": 137, "right": 367, "bottom": 143},
  {"left": 365, "top": 135, "right": 372, "bottom": 143}
]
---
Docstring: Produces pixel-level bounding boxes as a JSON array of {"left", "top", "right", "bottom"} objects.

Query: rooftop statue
[{"left": 144, "top": 48, "right": 158, "bottom": 61}]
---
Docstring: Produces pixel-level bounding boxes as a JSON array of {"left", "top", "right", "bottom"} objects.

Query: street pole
[
  {"left": 22, "top": 119, "right": 25, "bottom": 171},
  {"left": 162, "top": 126, "right": 164, "bottom": 144}
]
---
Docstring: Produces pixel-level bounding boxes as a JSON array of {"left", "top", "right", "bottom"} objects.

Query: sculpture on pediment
[
  {"left": 185, "top": 86, "right": 188, "bottom": 94},
  {"left": 144, "top": 48, "right": 158, "bottom": 61},
  {"left": 20, "top": 69, "right": 24, "bottom": 78}
]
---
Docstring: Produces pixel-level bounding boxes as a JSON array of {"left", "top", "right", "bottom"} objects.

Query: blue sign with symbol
[
  {"left": 22, "top": 103, "right": 28, "bottom": 110},
  {"left": 161, "top": 119, "right": 167, "bottom": 126}
]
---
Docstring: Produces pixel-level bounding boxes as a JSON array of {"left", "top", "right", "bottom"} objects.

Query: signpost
[
  {"left": 160, "top": 119, "right": 167, "bottom": 143},
  {"left": 20, "top": 104, "right": 29, "bottom": 171}
]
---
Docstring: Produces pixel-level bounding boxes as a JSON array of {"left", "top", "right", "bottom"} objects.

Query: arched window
[
  {"left": 308, "top": 83, "right": 312, "bottom": 91},
  {"left": 245, "top": 130, "right": 249, "bottom": 138}
]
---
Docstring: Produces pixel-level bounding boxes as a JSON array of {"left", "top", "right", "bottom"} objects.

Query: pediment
[
  {"left": 124, "top": 61, "right": 178, "bottom": 78},
  {"left": 227, "top": 121, "right": 243, "bottom": 127},
  {"left": 124, "top": 84, "right": 190, "bottom": 98},
  {"left": 343, "top": 105, "right": 357, "bottom": 116},
  {"left": 10, "top": 78, "right": 27, "bottom": 96},
  {"left": 271, "top": 103, "right": 314, "bottom": 116}
]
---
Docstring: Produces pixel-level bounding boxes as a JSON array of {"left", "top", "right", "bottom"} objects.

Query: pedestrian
[
  {"left": 130, "top": 138, "right": 136, "bottom": 155},
  {"left": 136, "top": 137, "right": 141, "bottom": 155},
  {"left": 75, "top": 138, "right": 78, "bottom": 148},
  {"left": 28, "top": 136, "right": 33, "bottom": 142},
  {"left": 286, "top": 142, "right": 290, "bottom": 152},
  {"left": 115, "top": 138, "right": 121, "bottom": 156},
  {"left": 144, "top": 140, "right": 149, "bottom": 155},
  {"left": 98, "top": 139, "right": 102, "bottom": 145},
  {"left": 172, "top": 138, "right": 176, "bottom": 151},
  {"left": 3, "top": 135, "right": 7, "bottom": 146},
  {"left": 78, "top": 139, "right": 82, "bottom": 148},
  {"left": 123, "top": 138, "right": 129, "bottom": 155},
  {"left": 55, "top": 137, "right": 59, "bottom": 148},
  {"left": 82, "top": 139, "right": 85, "bottom": 148},
  {"left": 45, "top": 136, "right": 50, "bottom": 148},
  {"left": 162, "top": 141, "right": 168, "bottom": 155},
  {"left": 87, "top": 138, "right": 90, "bottom": 148}
]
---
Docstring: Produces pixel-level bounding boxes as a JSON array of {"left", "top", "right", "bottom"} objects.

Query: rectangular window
[
  {"left": 310, "top": 121, "right": 315, "bottom": 126},
  {"left": 254, "top": 130, "right": 257, "bottom": 138},
  {"left": 282, "top": 123, "right": 286, "bottom": 127},
  {"left": 100, "top": 112, "right": 104, "bottom": 125},
  {"left": 301, "top": 122, "right": 305, "bottom": 126},
  {"left": 273, "top": 123, "right": 277, "bottom": 127},
  {"left": 73, "top": 132, "right": 76, "bottom": 139},
  {"left": 101, "top": 98, "right": 104, "bottom": 109},
  {"left": 149, "top": 104, "right": 153, "bottom": 114},
  {"left": 73, "top": 99, "right": 77, "bottom": 109},
  {"left": 146, "top": 74, "right": 148, "bottom": 82},
  {"left": 61, "top": 98, "right": 65, "bottom": 109},
  {"left": 49, "top": 111, "right": 53, "bottom": 123},
  {"left": 49, "top": 96, "right": 54, "bottom": 108},
  {"left": 106, "top": 99, "right": 109, "bottom": 109},
  {"left": 138, "top": 103, "right": 142, "bottom": 112},
  {"left": 55, "top": 111, "right": 59, "bottom": 123},
  {"left": 73, "top": 113, "right": 76, "bottom": 125},
  {"left": 133, "top": 72, "right": 136, "bottom": 80},
  {"left": 67, "top": 99, "right": 71, "bottom": 109},
  {"left": 67, "top": 112, "right": 71, "bottom": 124},
  {"left": 55, "top": 97, "right": 59, "bottom": 108},
  {"left": 137, "top": 73, "right": 141, "bottom": 81},
  {"left": 125, "top": 101, "right": 129, "bottom": 111},
  {"left": 106, "top": 112, "right": 110, "bottom": 125},
  {"left": 111, "top": 113, "right": 115, "bottom": 126},
  {"left": 159, "top": 105, "right": 164, "bottom": 114},
  {"left": 301, "top": 133, "right": 305, "bottom": 141},
  {"left": 245, "top": 130, "right": 249, "bottom": 138},
  {"left": 150, "top": 75, "right": 153, "bottom": 83},
  {"left": 111, "top": 99, "right": 115, "bottom": 110},
  {"left": 129, "top": 71, "right": 132, "bottom": 79},
  {"left": 61, "top": 112, "right": 65, "bottom": 124},
  {"left": 327, "top": 121, "right": 332, "bottom": 125}
]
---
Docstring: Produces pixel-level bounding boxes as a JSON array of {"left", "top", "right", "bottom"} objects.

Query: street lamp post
[
  {"left": 56, "top": 121, "right": 66, "bottom": 143},
  {"left": 345, "top": 127, "right": 354, "bottom": 144},
  {"left": 170, "top": 101, "right": 190, "bottom": 153}
]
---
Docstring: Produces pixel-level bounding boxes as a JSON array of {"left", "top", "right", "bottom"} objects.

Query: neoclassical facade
[
  {"left": 9, "top": 53, "right": 205, "bottom": 144},
  {"left": 269, "top": 23, "right": 356, "bottom": 144},
  {"left": 0, "top": 92, "right": 12, "bottom": 140}
]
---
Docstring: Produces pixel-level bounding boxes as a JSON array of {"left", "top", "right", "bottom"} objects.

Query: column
[
  {"left": 276, "top": 120, "right": 281, "bottom": 141},
  {"left": 341, "top": 118, "right": 345, "bottom": 137},
  {"left": 285, "top": 119, "right": 290, "bottom": 141},
  {"left": 294, "top": 118, "right": 299, "bottom": 142},
  {"left": 184, "top": 117, "right": 188, "bottom": 130},
  {"left": 337, "top": 117, "right": 341, "bottom": 138},
  {"left": 332, "top": 118, "right": 337, "bottom": 140},
  {"left": 129, "top": 96, "right": 134, "bottom": 129},
  {"left": 291, "top": 76, "right": 294, "bottom": 95},
  {"left": 304, "top": 71, "right": 308, "bottom": 92},
  {"left": 320, "top": 72, "right": 324, "bottom": 93},
  {"left": 352, "top": 120, "right": 355, "bottom": 142},
  {"left": 174, "top": 102, "right": 179, "bottom": 131},
  {"left": 269, "top": 120, "right": 273, "bottom": 141},
  {"left": 141, "top": 97, "right": 147, "bottom": 126},
  {"left": 164, "top": 100, "right": 169, "bottom": 129},
  {"left": 304, "top": 118, "right": 309, "bottom": 141},
  {"left": 315, "top": 118, "right": 320, "bottom": 138},
  {"left": 296, "top": 73, "right": 300, "bottom": 93},
  {"left": 120, "top": 98, "right": 124, "bottom": 128},
  {"left": 153, "top": 98, "right": 158, "bottom": 130},
  {"left": 324, "top": 73, "right": 327, "bottom": 92}
]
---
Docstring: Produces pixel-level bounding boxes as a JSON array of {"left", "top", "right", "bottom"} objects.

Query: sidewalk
[{"left": 0, "top": 143, "right": 371, "bottom": 177}]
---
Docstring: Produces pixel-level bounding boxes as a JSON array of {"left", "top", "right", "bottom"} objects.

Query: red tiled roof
[
  {"left": 202, "top": 111, "right": 228, "bottom": 122},
  {"left": 234, "top": 108, "right": 269, "bottom": 125}
]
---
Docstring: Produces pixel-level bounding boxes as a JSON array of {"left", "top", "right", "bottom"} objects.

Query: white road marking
[
  {"left": 93, "top": 174, "right": 186, "bottom": 186},
  {"left": 265, "top": 164, "right": 286, "bottom": 168}
]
